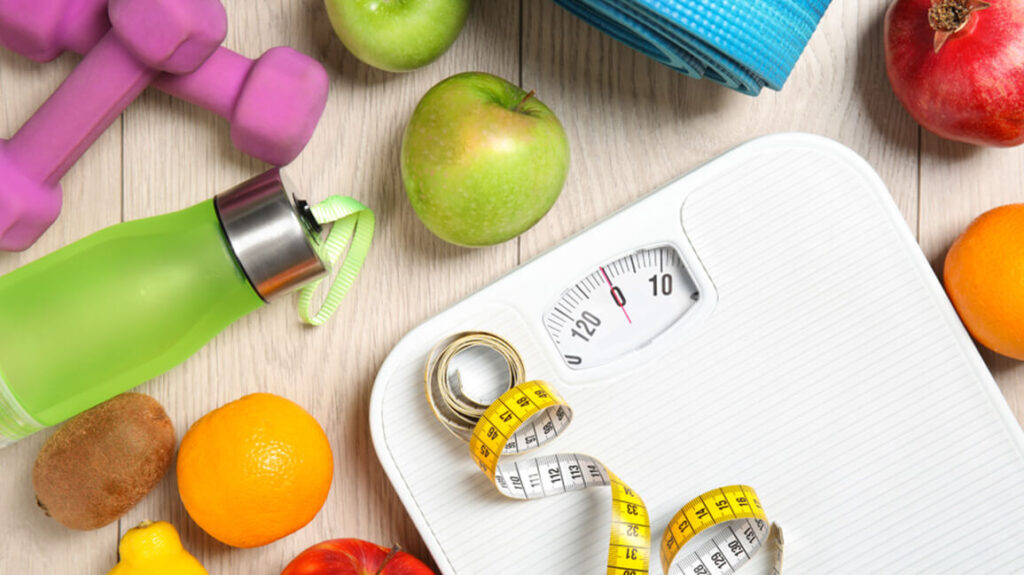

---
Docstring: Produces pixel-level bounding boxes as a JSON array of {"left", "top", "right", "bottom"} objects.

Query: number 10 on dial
[{"left": 542, "top": 245, "right": 699, "bottom": 370}]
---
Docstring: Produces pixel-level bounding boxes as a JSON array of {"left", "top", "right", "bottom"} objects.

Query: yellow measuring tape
[{"left": 426, "top": 332, "right": 783, "bottom": 575}]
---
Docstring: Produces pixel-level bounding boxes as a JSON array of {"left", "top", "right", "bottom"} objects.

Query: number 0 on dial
[{"left": 543, "top": 245, "right": 700, "bottom": 370}]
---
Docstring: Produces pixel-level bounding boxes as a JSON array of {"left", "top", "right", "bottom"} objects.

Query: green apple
[
  {"left": 325, "top": 0, "right": 470, "bottom": 72},
  {"left": 401, "top": 72, "right": 570, "bottom": 246}
]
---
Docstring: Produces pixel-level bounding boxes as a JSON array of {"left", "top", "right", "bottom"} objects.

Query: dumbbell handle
[
  {"left": 3, "top": 0, "right": 328, "bottom": 166},
  {"left": 3, "top": 12, "right": 320, "bottom": 165},
  {"left": 56, "top": 5, "right": 107, "bottom": 56},
  {"left": 153, "top": 48, "right": 250, "bottom": 120},
  {"left": 9, "top": 33, "right": 154, "bottom": 185},
  {"left": 27, "top": 30, "right": 272, "bottom": 125}
]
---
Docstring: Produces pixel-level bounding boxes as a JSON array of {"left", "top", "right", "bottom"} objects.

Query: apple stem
[
  {"left": 375, "top": 544, "right": 402, "bottom": 575},
  {"left": 928, "top": 0, "right": 990, "bottom": 52},
  {"left": 514, "top": 90, "right": 536, "bottom": 113}
]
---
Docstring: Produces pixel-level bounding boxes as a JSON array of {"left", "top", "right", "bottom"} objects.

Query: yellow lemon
[{"left": 107, "top": 521, "right": 207, "bottom": 575}]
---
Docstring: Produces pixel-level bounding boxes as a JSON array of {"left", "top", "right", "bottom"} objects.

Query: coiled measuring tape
[{"left": 426, "top": 332, "right": 783, "bottom": 575}]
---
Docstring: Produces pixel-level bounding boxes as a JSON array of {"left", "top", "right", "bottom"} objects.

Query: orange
[
  {"left": 944, "top": 204, "right": 1024, "bottom": 360},
  {"left": 176, "top": 393, "right": 333, "bottom": 548}
]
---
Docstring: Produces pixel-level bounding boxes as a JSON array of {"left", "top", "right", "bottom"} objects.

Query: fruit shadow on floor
[
  {"left": 921, "top": 133, "right": 986, "bottom": 161},
  {"left": 9, "top": 433, "right": 110, "bottom": 532},
  {"left": 926, "top": 239, "right": 1024, "bottom": 416},
  {"left": 123, "top": 432, "right": 243, "bottom": 565},
  {"left": 311, "top": 2, "right": 402, "bottom": 90},
  {"left": 128, "top": 91, "right": 268, "bottom": 179},
  {"left": 306, "top": 0, "right": 522, "bottom": 263},
  {"left": 854, "top": 4, "right": 921, "bottom": 157},
  {"left": 926, "top": 237, "right": 952, "bottom": 279},
  {"left": 855, "top": 5, "right": 981, "bottom": 163},
  {"left": 984, "top": 348, "right": 1024, "bottom": 383}
]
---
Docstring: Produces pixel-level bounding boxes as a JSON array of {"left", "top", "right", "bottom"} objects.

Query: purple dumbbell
[
  {"left": 0, "top": 0, "right": 329, "bottom": 166},
  {"left": 0, "top": 0, "right": 109, "bottom": 60},
  {"left": 0, "top": 0, "right": 226, "bottom": 251}
]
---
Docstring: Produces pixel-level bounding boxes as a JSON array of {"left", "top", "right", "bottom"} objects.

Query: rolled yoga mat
[{"left": 552, "top": 0, "right": 833, "bottom": 95}]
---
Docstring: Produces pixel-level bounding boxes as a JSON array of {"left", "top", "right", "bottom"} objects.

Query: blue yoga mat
[{"left": 552, "top": 0, "right": 833, "bottom": 95}]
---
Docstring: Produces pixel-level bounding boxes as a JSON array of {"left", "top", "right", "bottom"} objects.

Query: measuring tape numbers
[{"left": 425, "top": 332, "right": 783, "bottom": 575}]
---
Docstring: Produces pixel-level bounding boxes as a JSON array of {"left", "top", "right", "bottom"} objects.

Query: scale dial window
[{"left": 543, "top": 245, "right": 699, "bottom": 370}]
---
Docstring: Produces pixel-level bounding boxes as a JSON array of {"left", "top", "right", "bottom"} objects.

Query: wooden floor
[{"left": 3, "top": 0, "right": 1024, "bottom": 572}]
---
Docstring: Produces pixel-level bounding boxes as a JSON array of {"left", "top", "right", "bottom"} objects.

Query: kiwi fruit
[{"left": 32, "top": 393, "right": 175, "bottom": 530}]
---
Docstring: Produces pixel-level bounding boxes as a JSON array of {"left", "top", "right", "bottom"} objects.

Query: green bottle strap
[{"left": 298, "top": 196, "right": 375, "bottom": 326}]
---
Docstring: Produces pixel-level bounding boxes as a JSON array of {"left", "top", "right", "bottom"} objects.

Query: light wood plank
[
  {"left": 6, "top": 0, "right": 1024, "bottom": 573},
  {"left": 519, "top": 0, "right": 919, "bottom": 263},
  {"left": 119, "top": 0, "right": 518, "bottom": 572},
  {"left": 0, "top": 48, "right": 124, "bottom": 573},
  {"left": 918, "top": 134, "right": 1024, "bottom": 422}
]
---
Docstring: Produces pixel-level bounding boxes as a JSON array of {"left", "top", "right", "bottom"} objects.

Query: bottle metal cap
[{"left": 215, "top": 169, "right": 327, "bottom": 301}]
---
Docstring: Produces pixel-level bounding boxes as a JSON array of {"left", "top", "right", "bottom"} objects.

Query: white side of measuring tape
[{"left": 426, "top": 332, "right": 783, "bottom": 575}]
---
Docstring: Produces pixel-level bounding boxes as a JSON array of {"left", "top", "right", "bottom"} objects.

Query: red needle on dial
[{"left": 600, "top": 266, "right": 632, "bottom": 324}]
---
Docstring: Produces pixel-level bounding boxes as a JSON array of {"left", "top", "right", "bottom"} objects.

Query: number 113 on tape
[{"left": 425, "top": 332, "right": 783, "bottom": 574}]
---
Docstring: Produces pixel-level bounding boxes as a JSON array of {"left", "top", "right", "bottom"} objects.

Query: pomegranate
[{"left": 885, "top": 0, "right": 1024, "bottom": 146}]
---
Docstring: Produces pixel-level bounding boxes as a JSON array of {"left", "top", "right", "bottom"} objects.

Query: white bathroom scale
[{"left": 370, "top": 133, "right": 1024, "bottom": 573}]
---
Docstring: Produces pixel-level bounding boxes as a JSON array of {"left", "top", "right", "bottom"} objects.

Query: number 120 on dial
[{"left": 542, "top": 245, "right": 700, "bottom": 370}]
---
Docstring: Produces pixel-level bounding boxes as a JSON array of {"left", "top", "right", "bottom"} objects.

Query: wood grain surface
[{"left": 1, "top": 0, "right": 1021, "bottom": 572}]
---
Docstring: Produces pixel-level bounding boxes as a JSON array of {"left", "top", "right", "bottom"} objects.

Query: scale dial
[{"left": 543, "top": 245, "right": 699, "bottom": 370}]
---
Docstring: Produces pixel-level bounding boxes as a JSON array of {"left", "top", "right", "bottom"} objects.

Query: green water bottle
[{"left": 0, "top": 169, "right": 373, "bottom": 446}]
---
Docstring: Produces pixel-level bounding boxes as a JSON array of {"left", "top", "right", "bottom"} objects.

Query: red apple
[{"left": 281, "top": 539, "right": 434, "bottom": 575}]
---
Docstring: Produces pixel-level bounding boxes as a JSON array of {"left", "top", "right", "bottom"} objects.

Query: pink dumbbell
[
  {"left": 0, "top": 0, "right": 329, "bottom": 166},
  {"left": 0, "top": 0, "right": 226, "bottom": 251}
]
